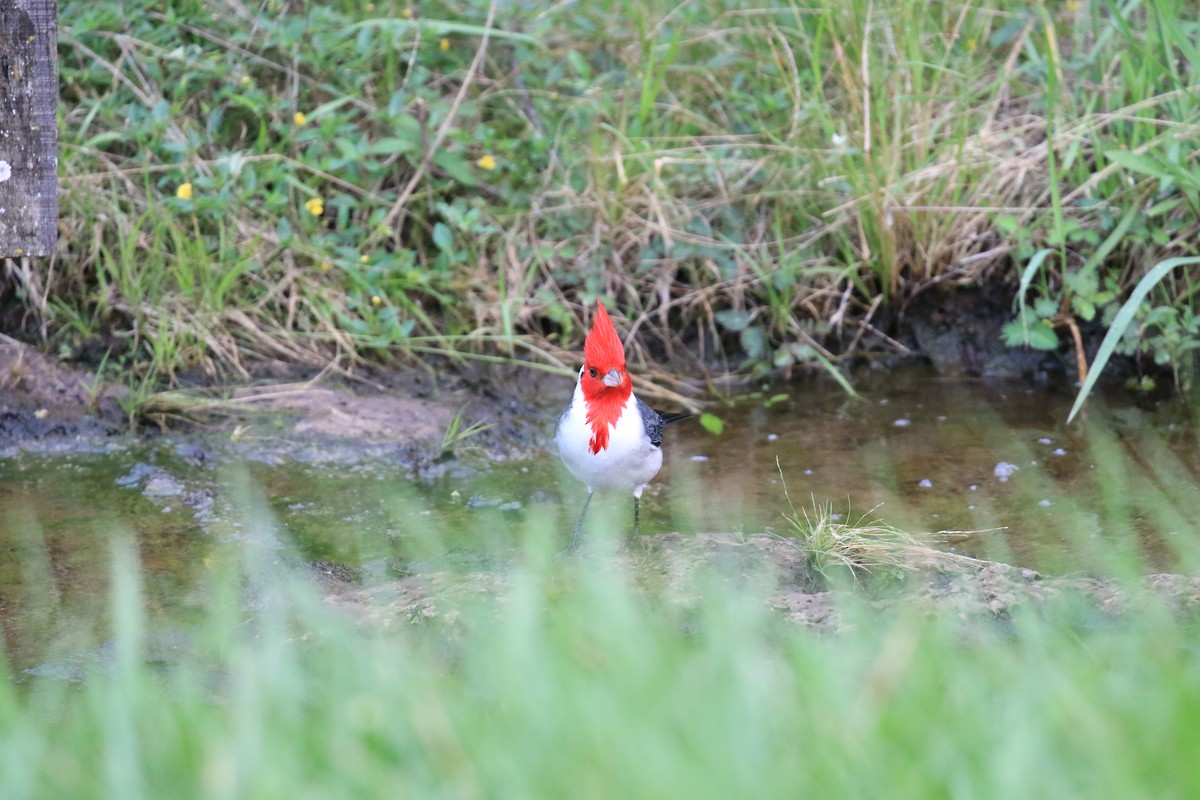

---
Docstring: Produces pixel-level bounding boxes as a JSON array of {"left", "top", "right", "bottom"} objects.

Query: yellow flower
[
  {"left": 1065, "top": 0, "right": 1082, "bottom": 10},
  {"left": 476, "top": 154, "right": 497, "bottom": 171},
  {"left": 176, "top": 182, "right": 194, "bottom": 200},
  {"left": 370, "top": 295, "right": 383, "bottom": 307},
  {"left": 305, "top": 197, "right": 324, "bottom": 216},
  {"left": 401, "top": 8, "right": 413, "bottom": 19},
  {"left": 240, "top": 75, "right": 251, "bottom": 86},
  {"left": 294, "top": 111, "right": 307, "bottom": 126},
  {"left": 319, "top": 261, "right": 332, "bottom": 272},
  {"left": 360, "top": 254, "right": 369, "bottom": 263},
  {"left": 439, "top": 37, "right": 450, "bottom": 51},
  {"left": 966, "top": 37, "right": 977, "bottom": 52},
  {"left": 365, "top": 2, "right": 376, "bottom": 9}
]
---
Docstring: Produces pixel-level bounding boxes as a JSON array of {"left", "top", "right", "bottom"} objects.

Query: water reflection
[{"left": 3, "top": 365, "right": 1200, "bottom": 674}]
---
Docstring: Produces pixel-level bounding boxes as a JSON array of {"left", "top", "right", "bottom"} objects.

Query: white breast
[{"left": 555, "top": 379, "right": 663, "bottom": 497}]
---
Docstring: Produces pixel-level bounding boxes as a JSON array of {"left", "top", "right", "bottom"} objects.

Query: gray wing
[{"left": 635, "top": 396, "right": 664, "bottom": 447}]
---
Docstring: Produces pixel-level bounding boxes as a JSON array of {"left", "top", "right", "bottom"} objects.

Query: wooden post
[{"left": 0, "top": 0, "right": 57, "bottom": 257}]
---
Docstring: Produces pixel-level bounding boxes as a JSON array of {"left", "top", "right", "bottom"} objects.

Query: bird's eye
[{"left": 588, "top": 366, "right": 599, "bottom": 379}]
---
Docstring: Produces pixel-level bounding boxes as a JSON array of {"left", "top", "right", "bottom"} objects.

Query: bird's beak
[{"left": 602, "top": 368, "right": 623, "bottom": 387}]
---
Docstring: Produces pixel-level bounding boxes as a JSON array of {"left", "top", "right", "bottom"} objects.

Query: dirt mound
[{"left": 0, "top": 335, "right": 124, "bottom": 447}]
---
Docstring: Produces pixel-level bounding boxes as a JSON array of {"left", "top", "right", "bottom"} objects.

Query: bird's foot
[
  {"left": 620, "top": 524, "right": 642, "bottom": 552},
  {"left": 562, "top": 492, "right": 594, "bottom": 555}
]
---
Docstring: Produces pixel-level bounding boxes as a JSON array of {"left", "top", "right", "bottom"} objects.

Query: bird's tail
[{"left": 659, "top": 412, "right": 693, "bottom": 426}]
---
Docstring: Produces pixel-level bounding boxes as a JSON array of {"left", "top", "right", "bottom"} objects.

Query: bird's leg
[
  {"left": 631, "top": 496, "right": 641, "bottom": 540},
  {"left": 569, "top": 490, "right": 594, "bottom": 551}
]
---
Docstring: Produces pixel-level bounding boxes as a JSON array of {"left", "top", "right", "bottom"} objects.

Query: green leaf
[
  {"left": 1126, "top": 375, "right": 1156, "bottom": 392},
  {"left": 810, "top": 350, "right": 861, "bottom": 400},
  {"left": 1026, "top": 321, "right": 1060, "bottom": 350},
  {"left": 1104, "top": 150, "right": 1167, "bottom": 180},
  {"left": 1014, "top": 248, "right": 1056, "bottom": 339},
  {"left": 715, "top": 309, "right": 751, "bottom": 332},
  {"left": 432, "top": 151, "right": 478, "bottom": 186},
  {"left": 740, "top": 326, "right": 766, "bottom": 360},
  {"left": 367, "top": 137, "right": 418, "bottom": 156},
  {"left": 1068, "top": 257, "right": 1200, "bottom": 423},
  {"left": 989, "top": 16, "right": 1027, "bottom": 46},
  {"left": 1002, "top": 318, "right": 1058, "bottom": 350},
  {"left": 1072, "top": 296, "right": 1097, "bottom": 322},
  {"left": 1147, "top": 198, "right": 1182, "bottom": 217},
  {"left": 1066, "top": 268, "right": 1098, "bottom": 298},
  {"left": 345, "top": 18, "right": 543, "bottom": 46},
  {"left": 1033, "top": 296, "right": 1059, "bottom": 318},
  {"left": 567, "top": 50, "right": 591, "bottom": 79},
  {"left": 1079, "top": 204, "right": 1138, "bottom": 278},
  {"left": 699, "top": 413, "right": 725, "bottom": 435},
  {"left": 432, "top": 223, "right": 453, "bottom": 252},
  {"left": 995, "top": 214, "right": 1019, "bottom": 235},
  {"left": 1015, "top": 249, "right": 1055, "bottom": 310},
  {"left": 309, "top": 96, "right": 356, "bottom": 119}
]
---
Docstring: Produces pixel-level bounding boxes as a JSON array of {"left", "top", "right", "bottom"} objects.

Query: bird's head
[
  {"left": 580, "top": 300, "right": 630, "bottom": 403},
  {"left": 578, "top": 301, "right": 631, "bottom": 454}
]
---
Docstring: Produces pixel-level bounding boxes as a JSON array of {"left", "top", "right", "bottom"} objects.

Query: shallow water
[{"left": 3, "top": 364, "right": 1200, "bottom": 674}]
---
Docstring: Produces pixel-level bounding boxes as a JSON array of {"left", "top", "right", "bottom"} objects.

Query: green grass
[
  {"left": 4, "top": 485, "right": 1200, "bottom": 798},
  {"left": 3, "top": 0, "right": 1195, "bottom": 406}
]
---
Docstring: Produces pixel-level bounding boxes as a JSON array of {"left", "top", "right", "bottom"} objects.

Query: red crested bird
[{"left": 556, "top": 300, "right": 686, "bottom": 548}]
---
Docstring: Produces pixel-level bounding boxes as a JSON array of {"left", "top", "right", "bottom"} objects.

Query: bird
[{"left": 555, "top": 300, "right": 686, "bottom": 549}]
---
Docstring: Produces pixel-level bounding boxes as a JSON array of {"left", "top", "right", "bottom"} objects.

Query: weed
[
  {"left": 439, "top": 407, "right": 495, "bottom": 454},
  {"left": 1, "top": 0, "right": 1197, "bottom": 402},
  {"left": 781, "top": 490, "right": 981, "bottom": 584}
]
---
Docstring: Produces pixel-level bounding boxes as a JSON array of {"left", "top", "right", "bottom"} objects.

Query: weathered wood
[{"left": 0, "top": 0, "right": 57, "bottom": 257}]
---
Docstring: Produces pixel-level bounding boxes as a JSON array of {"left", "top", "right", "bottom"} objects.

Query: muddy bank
[
  {"left": 0, "top": 335, "right": 554, "bottom": 467},
  {"left": 2, "top": 283, "right": 1108, "bottom": 456},
  {"left": 903, "top": 287, "right": 1067, "bottom": 381},
  {"left": 0, "top": 334, "right": 126, "bottom": 451}
]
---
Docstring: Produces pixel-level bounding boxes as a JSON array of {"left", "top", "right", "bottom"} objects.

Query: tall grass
[
  {"left": 4, "top": 482, "right": 1200, "bottom": 797},
  {"left": 4, "top": 0, "right": 1195, "bottom": 401}
]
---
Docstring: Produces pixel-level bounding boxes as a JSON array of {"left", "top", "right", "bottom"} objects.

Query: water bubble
[
  {"left": 918, "top": 478, "right": 933, "bottom": 488},
  {"left": 1037, "top": 437, "right": 1052, "bottom": 445},
  {"left": 691, "top": 455, "right": 709, "bottom": 462},
  {"left": 1052, "top": 448, "right": 1067, "bottom": 456},
  {"left": 994, "top": 462, "right": 1019, "bottom": 482},
  {"left": 1038, "top": 499, "right": 1052, "bottom": 507},
  {"left": 766, "top": 433, "right": 779, "bottom": 441},
  {"left": 894, "top": 418, "right": 911, "bottom": 427}
]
